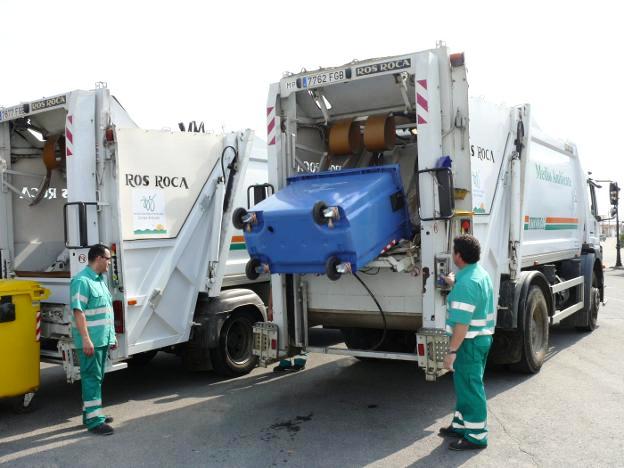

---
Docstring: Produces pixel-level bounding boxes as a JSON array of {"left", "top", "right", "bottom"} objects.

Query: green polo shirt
[
  {"left": 70, "top": 266, "right": 116, "bottom": 348},
  {"left": 446, "top": 262, "right": 495, "bottom": 339}
]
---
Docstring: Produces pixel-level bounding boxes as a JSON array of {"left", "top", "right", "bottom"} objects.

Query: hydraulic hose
[
  {"left": 221, "top": 145, "right": 238, "bottom": 212},
  {"left": 352, "top": 272, "right": 388, "bottom": 351}
]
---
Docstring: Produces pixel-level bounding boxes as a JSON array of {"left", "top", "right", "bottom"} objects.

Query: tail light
[
  {"left": 460, "top": 218, "right": 472, "bottom": 234},
  {"left": 105, "top": 126, "right": 115, "bottom": 143},
  {"left": 417, "top": 343, "right": 425, "bottom": 356},
  {"left": 112, "top": 300, "right": 124, "bottom": 334}
]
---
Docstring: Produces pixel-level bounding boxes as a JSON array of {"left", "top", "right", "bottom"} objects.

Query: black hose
[
  {"left": 352, "top": 272, "right": 387, "bottom": 351},
  {"left": 221, "top": 145, "right": 238, "bottom": 211}
]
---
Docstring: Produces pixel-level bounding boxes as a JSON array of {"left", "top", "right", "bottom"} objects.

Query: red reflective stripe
[
  {"left": 417, "top": 79, "right": 427, "bottom": 90},
  {"left": 417, "top": 94, "right": 429, "bottom": 112}
]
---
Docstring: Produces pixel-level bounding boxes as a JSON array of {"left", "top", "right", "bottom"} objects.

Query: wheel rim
[
  {"left": 591, "top": 287, "right": 600, "bottom": 323},
  {"left": 529, "top": 299, "right": 547, "bottom": 355},
  {"left": 225, "top": 318, "right": 251, "bottom": 365}
]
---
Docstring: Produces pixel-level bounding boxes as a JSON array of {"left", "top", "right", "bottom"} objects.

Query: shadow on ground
[{"left": 0, "top": 326, "right": 592, "bottom": 466}]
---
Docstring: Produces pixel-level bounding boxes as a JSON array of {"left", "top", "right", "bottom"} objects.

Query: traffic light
[{"left": 610, "top": 182, "right": 620, "bottom": 206}]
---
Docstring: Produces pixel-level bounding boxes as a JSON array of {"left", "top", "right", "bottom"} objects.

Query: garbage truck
[
  {"left": 0, "top": 85, "right": 270, "bottom": 383},
  {"left": 242, "top": 43, "right": 604, "bottom": 380}
]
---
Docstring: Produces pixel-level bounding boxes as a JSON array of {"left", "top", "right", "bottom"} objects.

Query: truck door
[{"left": 113, "top": 128, "right": 230, "bottom": 355}]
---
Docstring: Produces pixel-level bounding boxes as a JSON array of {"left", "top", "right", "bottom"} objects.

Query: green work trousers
[
  {"left": 451, "top": 335, "right": 492, "bottom": 446},
  {"left": 77, "top": 346, "right": 109, "bottom": 429}
]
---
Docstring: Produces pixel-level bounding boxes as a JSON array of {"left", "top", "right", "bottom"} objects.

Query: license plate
[{"left": 301, "top": 69, "right": 347, "bottom": 89}]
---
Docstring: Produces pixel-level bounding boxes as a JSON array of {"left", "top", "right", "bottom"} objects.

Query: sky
[{"left": 1, "top": 0, "right": 622, "bottom": 214}]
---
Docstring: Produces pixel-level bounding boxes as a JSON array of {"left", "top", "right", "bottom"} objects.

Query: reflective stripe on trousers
[
  {"left": 451, "top": 335, "right": 492, "bottom": 446},
  {"left": 77, "top": 346, "right": 109, "bottom": 429}
]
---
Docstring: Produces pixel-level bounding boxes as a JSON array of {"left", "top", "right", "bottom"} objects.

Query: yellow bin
[{"left": 0, "top": 280, "right": 50, "bottom": 400}]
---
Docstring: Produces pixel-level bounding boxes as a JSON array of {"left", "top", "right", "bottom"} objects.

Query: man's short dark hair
[
  {"left": 88, "top": 244, "right": 110, "bottom": 263},
  {"left": 453, "top": 235, "right": 480, "bottom": 264}
]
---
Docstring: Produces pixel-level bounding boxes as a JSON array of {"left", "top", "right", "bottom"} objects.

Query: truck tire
[
  {"left": 577, "top": 275, "right": 600, "bottom": 332},
  {"left": 513, "top": 285, "right": 549, "bottom": 374},
  {"left": 211, "top": 310, "right": 258, "bottom": 377}
]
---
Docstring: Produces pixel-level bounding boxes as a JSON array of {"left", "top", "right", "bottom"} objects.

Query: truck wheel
[
  {"left": 325, "top": 256, "right": 342, "bottom": 281},
  {"left": 232, "top": 207, "right": 248, "bottom": 230},
  {"left": 513, "top": 285, "right": 549, "bottom": 374},
  {"left": 211, "top": 310, "right": 258, "bottom": 377},
  {"left": 577, "top": 275, "right": 600, "bottom": 332},
  {"left": 128, "top": 350, "right": 158, "bottom": 367}
]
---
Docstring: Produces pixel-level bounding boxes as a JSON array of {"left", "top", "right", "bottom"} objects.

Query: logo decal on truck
[
  {"left": 524, "top": 216, "right": 579, "bottom": 230},
  {"left": 125, "top": 174, "right": 189, "bottom": 189},
  {"left": 355, "top": 58, "right": 411, "bottom": 77},
  {"left": 132, "top": 189, "right": 168, "bottom": 235},
  {"left": 534, "top": 165, "right": 572, "bottom": 186},
  {"left": 471, "top": 145, "right": 495, "bottom": 163},
  {"left": 30, "top": 95, "right": 67, "bottom": 112}
]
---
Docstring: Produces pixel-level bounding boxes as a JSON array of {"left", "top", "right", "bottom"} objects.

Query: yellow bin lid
[{"left": 0, "top": 280, "right": 50, "bottom": 300}]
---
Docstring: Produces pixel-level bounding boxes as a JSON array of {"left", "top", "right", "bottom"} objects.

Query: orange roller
[
  {"left": 42, "top": 134, "right": 61, "bottom": 171},
  {"left": 328, "top": 118, "right": 362, "bottom": 156},
  {"left": 364, "top": 114, "right": 396, "bottom": 152}
]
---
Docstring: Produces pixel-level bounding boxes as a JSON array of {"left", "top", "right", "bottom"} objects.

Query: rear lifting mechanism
[{"left": 237, "top": 112, "right": 399, "bottom": 283}]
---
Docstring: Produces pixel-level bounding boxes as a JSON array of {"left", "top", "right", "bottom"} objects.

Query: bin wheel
[
  {"left": 246, "top": 258, "right": 262, "bottom": 280},
  {"left": 12, "top": 392, "right": 36, "bottom": 414},
  {"left": 232, "top": 207, "right": 248, "bottom": 230},
  {"left": 325, "top": 256, "right": 342, "bottom": 281},
  {"left": 312, "top": 201, "right": 328, "bottom": 225}
]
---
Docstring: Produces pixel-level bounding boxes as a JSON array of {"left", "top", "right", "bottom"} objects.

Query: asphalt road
[{"left": 1, "top": 239, "right": 622, "bottom": 467}]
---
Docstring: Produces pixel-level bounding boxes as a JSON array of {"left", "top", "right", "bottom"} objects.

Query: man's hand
[
  {"left": 110, "top": 342, "right": 118, "bottom": 351},
  {"left": 443, "top": 353, "right": 456, "bottom": 371},
  {"left": 443, "top": 272, "right": 456, "bottom": 287},
  {"left": 82, "top": 337, "right": 95, "bottom": 356}
]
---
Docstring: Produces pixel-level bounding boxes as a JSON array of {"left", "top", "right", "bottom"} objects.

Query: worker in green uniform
[
  {"left": 70, "top": 244, "right": 117, "bottom": 435},
  {"left": 438, "top": 235, "right": 494, "bottom": 450}
]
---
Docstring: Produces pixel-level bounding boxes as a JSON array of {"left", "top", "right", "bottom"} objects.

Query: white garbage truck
[
  {"left": 0, "top": 85, "right": 271, "bottom": 382},
  {"left": 245, "top": 43, "right": 604, "bottom": 380}
]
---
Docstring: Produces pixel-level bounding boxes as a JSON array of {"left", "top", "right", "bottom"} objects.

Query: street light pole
[{"left": 616, "top": 202, "right": 622, "bottom": 267}]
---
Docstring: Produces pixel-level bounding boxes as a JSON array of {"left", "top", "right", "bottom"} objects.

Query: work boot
[
  {"left": 438, "top": 425, "right": 462, "bottom": 438},
  {"left": 448, "top": 438, "right": 486, "bottom": 451},
  {"left": 89, "top": 423, "right": 114, "bottom": 436}
]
